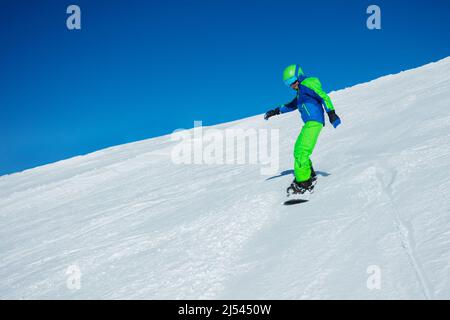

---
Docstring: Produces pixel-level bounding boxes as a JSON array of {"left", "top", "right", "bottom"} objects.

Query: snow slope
[{"left": 1, "top": 57, "right": 450, "bottom": 299}]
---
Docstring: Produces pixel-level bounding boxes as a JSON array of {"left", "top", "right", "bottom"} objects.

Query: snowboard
[{"left": 283, "top": 175, "right": 317, "bottom": 205}]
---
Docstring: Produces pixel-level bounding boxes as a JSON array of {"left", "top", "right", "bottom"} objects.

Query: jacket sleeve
[
  {"left": 301, "top": 77, "right": 335, "bottom": 112},
  {"left": 279, "top": 97, "right": 298, "bottom": 114}
]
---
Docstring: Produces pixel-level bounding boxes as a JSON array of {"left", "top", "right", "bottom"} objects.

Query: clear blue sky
[{"left": 1, "top": 0, "right": 450, "bottom": 175}]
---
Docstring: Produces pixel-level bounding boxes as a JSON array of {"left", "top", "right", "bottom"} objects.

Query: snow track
[{"left": 377, "top": 165, "right": 432, "bottom": 299}]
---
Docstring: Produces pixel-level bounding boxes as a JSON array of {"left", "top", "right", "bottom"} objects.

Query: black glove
[
  {"left": 327, "top": 110, "right": 341, "bottom": 128},
  {"left": 264, "top": 107, "right": 280, "bottom": 120}
]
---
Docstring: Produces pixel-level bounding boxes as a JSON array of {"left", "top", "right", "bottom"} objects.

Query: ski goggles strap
[{"left": 284, "top": 76, "right": 298, "bottom": 87}]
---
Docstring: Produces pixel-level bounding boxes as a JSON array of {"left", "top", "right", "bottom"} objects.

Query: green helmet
[{"left": 283, "top": 64, "right": 304, "bottom": 86}]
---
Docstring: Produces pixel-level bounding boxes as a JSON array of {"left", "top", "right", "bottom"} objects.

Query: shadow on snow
[{"left": 266, "top": 169, "right": 331, "bottom": 181}]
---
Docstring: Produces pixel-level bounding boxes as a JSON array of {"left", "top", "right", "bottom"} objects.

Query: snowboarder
[{"left": 264, "top": 64, "right": 341, "bottom": 195}]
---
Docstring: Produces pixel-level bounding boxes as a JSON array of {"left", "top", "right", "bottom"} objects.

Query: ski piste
[{"left": 2, "top": 57, "right": 450, "bottom": 299}]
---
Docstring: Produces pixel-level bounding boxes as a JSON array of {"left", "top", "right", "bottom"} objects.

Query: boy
[{"left": 264, "top": 64, "right": 341, "bottom": 194}]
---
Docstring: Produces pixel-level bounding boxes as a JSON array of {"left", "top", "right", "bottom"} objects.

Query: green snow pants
[{"left": 294, "top": 121, "right": 323, "bottom": 182}]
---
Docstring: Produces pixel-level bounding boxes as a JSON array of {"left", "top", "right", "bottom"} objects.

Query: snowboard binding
[{"left": 286, "top": 178, "right": 316, "bottom": 197}]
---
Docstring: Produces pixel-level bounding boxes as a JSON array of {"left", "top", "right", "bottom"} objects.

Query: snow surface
[{"left": 1, "top": 57, "right": 450, "bottom": 299}]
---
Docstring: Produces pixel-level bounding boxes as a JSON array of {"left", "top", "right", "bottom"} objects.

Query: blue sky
[{"left": 1, "top": 0, "right": 450, "bottom": 175}]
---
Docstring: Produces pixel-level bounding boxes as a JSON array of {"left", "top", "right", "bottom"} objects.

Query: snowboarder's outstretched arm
[
  {"left": 280, "top": 97, "right": 298, "bottom": 114},
  {"left": 264, "top": 97, "right": 297, "bottom": 120},
  {"left": 301, "top": 77, "right": 341, "bottom": 128}
]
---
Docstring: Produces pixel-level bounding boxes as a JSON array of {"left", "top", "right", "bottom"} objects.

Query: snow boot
[
  {"left": 310, "top": 161, "right": 317, "bottom": 181},
  {"left": 287, "top": 177, "right": 315, "bottom": 196}
]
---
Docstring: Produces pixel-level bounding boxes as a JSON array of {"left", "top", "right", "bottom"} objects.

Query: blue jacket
[{"left": 279, "top": 75, "right": 335, "bottom": 125}]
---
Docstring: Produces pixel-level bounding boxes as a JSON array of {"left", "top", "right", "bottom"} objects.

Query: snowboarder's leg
[{"left": 293, "top": 121, "right": 323, "bottom": 182}]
